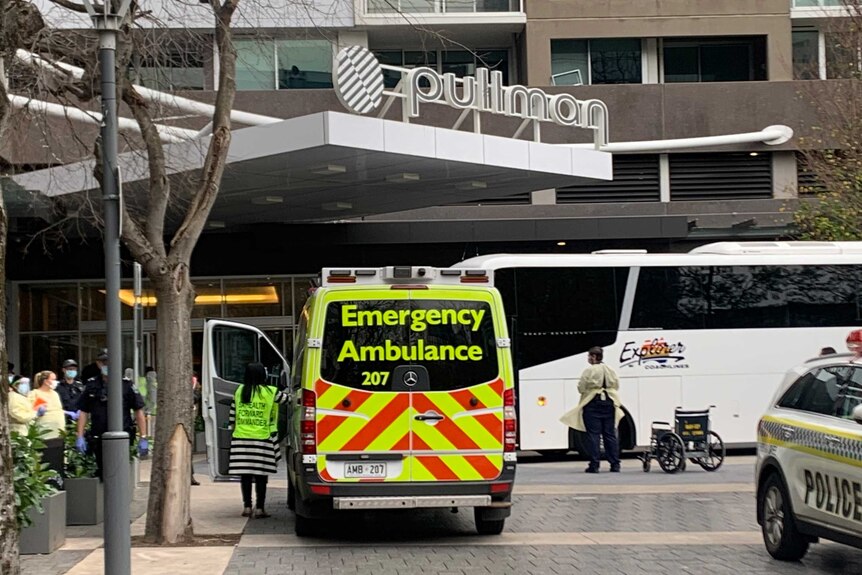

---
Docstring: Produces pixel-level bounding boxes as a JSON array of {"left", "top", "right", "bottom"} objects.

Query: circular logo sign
[{"left": 335, "top": 46, "right": 384, "bottom": 115}]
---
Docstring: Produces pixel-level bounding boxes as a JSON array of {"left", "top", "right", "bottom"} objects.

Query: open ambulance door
[{"left": 202, "top": 319, "right": 290, "bottom": 481}]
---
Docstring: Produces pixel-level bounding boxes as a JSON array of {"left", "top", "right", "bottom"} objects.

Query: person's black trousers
[
  {"left": 583, "top": 397, "right": 621, "bottom": 470},
  {"left": 90, "top": 429, "right": 136, "bottom": 480},
  {"left": 240, "top": 475, "right": 268, "bottom": 509}
]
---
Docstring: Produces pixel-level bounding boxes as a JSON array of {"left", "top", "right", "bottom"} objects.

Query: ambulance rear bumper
[{"left": 333, "top": 495, "right": 492, "bottom": 510}]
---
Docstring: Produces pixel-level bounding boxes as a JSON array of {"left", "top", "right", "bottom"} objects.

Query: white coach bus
[{"left": 455, "top": 242, "right": 862, "bottom": 455}]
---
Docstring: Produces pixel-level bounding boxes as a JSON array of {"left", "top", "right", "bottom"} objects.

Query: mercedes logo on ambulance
[
  {"left": 335, "top": 46, "right": 384, "bottom": 115},
  {"left": 403, "top": 370, "right": 419, "bottom": 387}
]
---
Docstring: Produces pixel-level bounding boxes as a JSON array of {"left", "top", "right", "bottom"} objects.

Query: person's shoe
[
  {"left": 584, "top": 467, "right": 599, "bottom": 474},
  {"left": 191, "top": 477, "right": 200, "bottom": 486},
  {"left": 253, "top": 509, "right": 271, "bottom": 519},
  {"left": 610, "top": 466, "right": 621, "bottom": 473},
  {"left": 241, "top": 507, "right": 252, "bottom": 517}
]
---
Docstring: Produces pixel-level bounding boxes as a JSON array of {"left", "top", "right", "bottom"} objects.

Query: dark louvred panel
[
  {"left": 669, "top": 152, "right": 772, "bottom": 200},
  {"left": 556, "top": 154, "right": 660, "bottom": 203},
  {"left": 796, "top": 152, "right": 828, "bottom": 196},
  {"left": 450, "top": 192, "right": 532, "bottom": 206}
]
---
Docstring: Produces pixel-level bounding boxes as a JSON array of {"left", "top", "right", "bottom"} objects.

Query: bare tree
[{"left": 795, "top": 0, "right": 862, "bottom": 240}]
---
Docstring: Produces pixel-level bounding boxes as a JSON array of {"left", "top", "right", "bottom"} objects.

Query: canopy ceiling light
[
  {"left": 311, "top": 164, "right": 347, "bottom": 175},
  {"left": 322, "top": 201, "right": 353, "bottom": 211},
  {"left": 386, "top": 172, "right": 420, "bottom": 183},
  {"left": 251, "top": 195, "right": 284, "bottom": 204}
]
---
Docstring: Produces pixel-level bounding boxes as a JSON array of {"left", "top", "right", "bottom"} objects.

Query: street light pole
[{"left": 82, "top": 1, "right": 133, "bottom": 574}]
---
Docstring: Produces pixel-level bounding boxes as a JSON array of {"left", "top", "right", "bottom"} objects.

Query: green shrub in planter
[
  {"left": 12, "top": 424, "right": 60, "bottom": 529},
  {"left": 63, "top": 423, "right": 97, "bottom": 480}
]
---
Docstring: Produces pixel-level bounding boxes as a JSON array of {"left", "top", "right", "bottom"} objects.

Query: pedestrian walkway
[{"left": 19, "top": 455, "right": 862, "bottom": 575}]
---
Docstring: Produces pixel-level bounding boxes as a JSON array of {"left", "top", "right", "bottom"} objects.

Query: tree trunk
[{"left": 143, "top": 263, "right": 195, "bottom": 543}]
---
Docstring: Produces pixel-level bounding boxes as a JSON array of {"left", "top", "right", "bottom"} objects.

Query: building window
[
  {"left": 551, "top": 38, "right": 642, "bottom": 86},
  {"left": 793, "top": 0, "right": 844, "bottom": 6},
  {"left": 373, "top": 49, "right": 509, "bottom": 88},
  {"left": 825, "top": 32, "right": 862, "bottom": 79},
  {"left": 130, "top": 43, "right": 206, "bottom": 90},
  {"left": 235, "top": 39, "right": 332, "bottom": 90},
  {"left": 793, "top": 30, "right": 820, "bottom": 79},
  {"left": 366, "top": 0, "right": 518, "bottom": 14},
  {"left": 663, "top": 37, "right": 767, "bottom": 82}
]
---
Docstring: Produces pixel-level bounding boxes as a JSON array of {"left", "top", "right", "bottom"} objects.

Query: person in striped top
[{"left": 229, "top": 362, "right": 289, "bottom": 518}]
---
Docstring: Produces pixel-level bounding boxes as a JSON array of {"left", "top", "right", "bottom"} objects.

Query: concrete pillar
[
  {"left": 532, "top": 188, "right": 556, "bottom": 205},
  {"left": 772, "top": 151, "right": 798, "bottom": 199}
]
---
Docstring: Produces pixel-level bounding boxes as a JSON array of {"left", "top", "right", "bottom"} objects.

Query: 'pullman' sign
[{"left": 335, "top": 46, "right": 609, "bottom": 147}]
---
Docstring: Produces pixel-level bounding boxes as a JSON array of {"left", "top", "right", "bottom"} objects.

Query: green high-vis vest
[{"left": 233, "top": 385, "right": 278, "bottom": 440}]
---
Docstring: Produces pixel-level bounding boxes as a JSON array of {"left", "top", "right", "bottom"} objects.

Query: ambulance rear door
[
  {"left": 408, "top": 289, "right": 507, "bottom": 482},
  {"left": 202, "top": 319, "right": 290, "bottom": 481}
]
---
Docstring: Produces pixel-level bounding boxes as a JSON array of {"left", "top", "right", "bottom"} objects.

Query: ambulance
[{"left": 202, "top": 266, "right": 517, "bottom": 536}]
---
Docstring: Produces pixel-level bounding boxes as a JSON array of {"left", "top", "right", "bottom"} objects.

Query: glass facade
[
  {"left": 663, "top": 37, "right": 767, "bottom": 83},
  {"left": 374, "top": 49, "right": 509, "bottom": 88},
  {"left": 792, "top": 30, "right": 820, "bottom": 80},
  {"left": 236, "top": 39, "right": 333, "bottom": 90},
  {"left": 551, "top": 39, "right": 642, "bottom": 86},
  {"left": 13, "top": 275, "right": 315, "bottom": 379},
  {"left": 366, "top": 0, "right": 518, "bottom": 14}
]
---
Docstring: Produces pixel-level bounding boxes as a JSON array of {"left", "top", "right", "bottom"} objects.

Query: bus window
[
  {"left": 506, "top": 267, "right": 626, "bottom": 369},
  {"left": 631, "top": 265, "right": 862, "bottom": 330}
]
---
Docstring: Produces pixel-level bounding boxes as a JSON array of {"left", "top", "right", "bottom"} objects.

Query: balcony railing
[{"left": 365, "top": 0, "right": 521, "bottom": 15}]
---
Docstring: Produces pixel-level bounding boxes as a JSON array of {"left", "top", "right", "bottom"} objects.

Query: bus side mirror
[{"left": 853, "top": 404, "right": 862, "bottom": 425}]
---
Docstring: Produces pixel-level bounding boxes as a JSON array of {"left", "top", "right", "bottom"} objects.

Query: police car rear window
[{"left": 320, "top": 299, "right": 499, "bottom": 391}]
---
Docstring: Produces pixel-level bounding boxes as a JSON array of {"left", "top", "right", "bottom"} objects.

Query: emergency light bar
[{"left": 321, "top": 267, "right": 492, "bottom": 287}]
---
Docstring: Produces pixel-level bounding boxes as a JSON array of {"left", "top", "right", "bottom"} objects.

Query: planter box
[
  {"left": 19, "top": 491, "right": 66, "bottom": 555},
  {"left": 129, "top": 458, "right": 140, "bottom": 499},
  {"left": 194, "top": 431, "right": 207, "bottom": 454},
  {"left": 65, "top": 477, "right": 103, "bottom": 525}
]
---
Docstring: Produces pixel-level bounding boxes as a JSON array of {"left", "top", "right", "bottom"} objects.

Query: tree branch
[
  {"left": 121, "top": 80, "right": 168, "bottom": 262},
  {"left": 47, "top": 0, "right": 89, "bottom": 14},
  {"left": 170, "top": 0, "right": 238, "bottom": 262}
]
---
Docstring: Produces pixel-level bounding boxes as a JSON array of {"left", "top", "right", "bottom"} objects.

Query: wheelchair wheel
[
  {"left": 697, "top": 431, "right": 726, "bottom": 472},
  {"left": 656, "top": 433, "right": 685, "bottom": 474}
]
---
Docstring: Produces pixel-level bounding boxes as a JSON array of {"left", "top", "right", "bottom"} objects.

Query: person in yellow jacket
[
  {"left": 9, "top": 377, "right": 46, "bottom": 435},
  {"left": 31, "top": 371, "right": 66, "bottom": 439},
  {"left": 228, "top": 362, "right": 289, "bottom": 518},
  {"left": 560, "top": 346, "right": 624, "bottom": 473}
]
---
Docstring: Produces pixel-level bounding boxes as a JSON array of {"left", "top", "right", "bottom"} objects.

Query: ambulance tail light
[
  {"left": 847, "top": 329, "right": 862, "bottom": 354},
  {"left": 301, "top": 389, "right": 317, "bottom": 455},
  {"left": 503, "top": 388, "right": 517, "bottom": 452},
  {"left": 461, "top": 269, "right": 489, "bottom": 284}
]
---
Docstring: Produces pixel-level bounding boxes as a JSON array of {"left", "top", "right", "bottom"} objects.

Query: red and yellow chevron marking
[{"left": 313, "top": 378, "right": 504, "bottom": 483}]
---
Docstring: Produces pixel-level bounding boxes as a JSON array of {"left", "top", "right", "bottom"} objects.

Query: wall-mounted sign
[{"left": 335, "top": 46, "right": 609, "bottom": 147}]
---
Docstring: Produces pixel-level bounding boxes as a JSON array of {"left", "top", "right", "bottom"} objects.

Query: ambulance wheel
[
  {"left": 760, "top": 474, "right": 809, "bottom": 561},
  {"left": 294, "top": 513, "right": 316, "bottom": 537},
  {"left": 474, "top": 508, "right": 505, "bottom": 535}
]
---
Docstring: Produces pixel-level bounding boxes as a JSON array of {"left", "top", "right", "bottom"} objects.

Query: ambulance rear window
[{"left": 320, "top": 299, "right": 499, "bottom": 391}]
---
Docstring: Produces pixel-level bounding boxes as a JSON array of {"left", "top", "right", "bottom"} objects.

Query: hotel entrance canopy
[{"left": 7, "top": 111, "right": 612, "bottom": 226}]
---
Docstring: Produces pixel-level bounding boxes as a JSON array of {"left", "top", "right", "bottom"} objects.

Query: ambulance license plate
[{"left": 344, "top": 462, "right": 387, "bottom": 479}]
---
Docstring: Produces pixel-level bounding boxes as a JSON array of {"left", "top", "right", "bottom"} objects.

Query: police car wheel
[{"left": 760, "top": 474, "right": 809, "bottom": 561}]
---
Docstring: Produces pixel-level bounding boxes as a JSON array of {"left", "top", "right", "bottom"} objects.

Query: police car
[{"left": 756, "top": 331, "right": 862, "bottom": 560}]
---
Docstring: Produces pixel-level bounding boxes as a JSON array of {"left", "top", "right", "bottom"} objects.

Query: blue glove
[
  {"left": 36, "top": 406, "right": 46, "bottom": 417},
  {"left": 138, "top": 438, "right": 149, "bottom": 457},
  {"left": 64, "top": 410, "right": 79, "bottom": 421},
  {"left": 75, "top": 436, "right": 87, "bottom": 453}
]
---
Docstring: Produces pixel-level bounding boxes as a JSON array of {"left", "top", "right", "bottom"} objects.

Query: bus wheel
[{"left": 570, "top": 428, "right": 591, "bottom": 459}]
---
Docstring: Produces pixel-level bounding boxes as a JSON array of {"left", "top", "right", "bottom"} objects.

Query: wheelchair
[{"left": 638, "top": 406, "right": 726, "bottom": 474}]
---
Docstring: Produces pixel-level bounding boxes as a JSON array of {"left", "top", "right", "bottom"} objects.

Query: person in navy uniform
[
  {"left": 75, "top": 349, "right": 148, "bottom": 479},
  {"left": 57, "top": 358, "right": 84, "bottom": 420}
]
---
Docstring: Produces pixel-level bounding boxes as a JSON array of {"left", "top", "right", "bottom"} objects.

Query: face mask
[
  {"left": 66, "top": 370, "right": 77, "bottom": 379},
  {"left": 49, "top": 380, "right": 58, "bottom": 390},
  {"left": 7, "top": 375, "right": 12, "bottom": 383},
  {"left": 17, "top": 381, "right": 30, "bottom": 395},
  {"left": 101, "top": 365, "right": 109, "bottom": 377}
]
